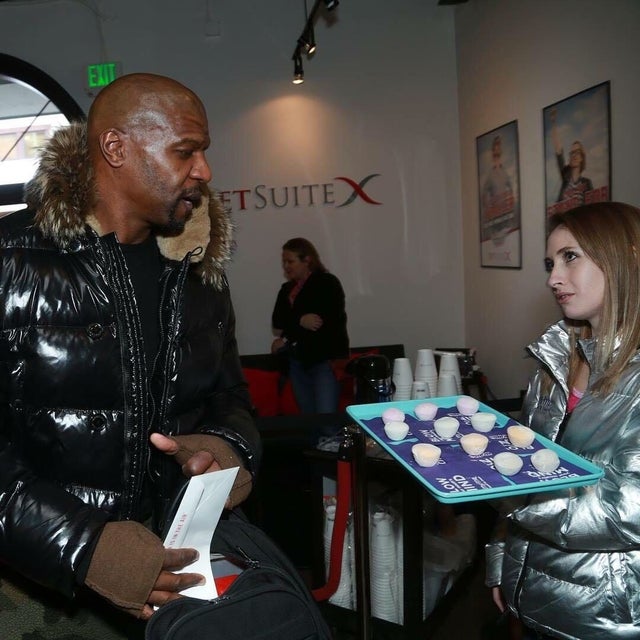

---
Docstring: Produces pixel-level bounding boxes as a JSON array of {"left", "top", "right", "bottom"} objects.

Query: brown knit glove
[
  {"left": 85, "top": 521, "right": 165, "bottom": 618},
  {"left": 172, "top": 434, "right": 253, "bottom": 507}
]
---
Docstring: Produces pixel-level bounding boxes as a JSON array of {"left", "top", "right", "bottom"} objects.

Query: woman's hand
[
  {"left": 300, "top": 313, "right": 323, "bottom": 331},
  {"left": 271, "top": 337, "right": 287, "bottom": 354}
]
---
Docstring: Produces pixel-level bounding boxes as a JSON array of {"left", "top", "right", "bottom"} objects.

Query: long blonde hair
[{"left": 548, "top": 202, "right": 640, "bottom": 395}]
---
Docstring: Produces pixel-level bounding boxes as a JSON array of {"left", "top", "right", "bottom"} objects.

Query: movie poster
[
  {"left": 543, "top": 82, "right": 611, "bottom": 229},
  {"left": 476, "top": 120, "right": 521, "bottom": 269}
]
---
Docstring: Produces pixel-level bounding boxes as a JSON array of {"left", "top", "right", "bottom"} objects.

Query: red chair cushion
[
  {"left": 242, "top": 368, "right": 280, "bottom": 417},
  {"left": 279, "top": 379, "right": 300, "bottom": 415}
]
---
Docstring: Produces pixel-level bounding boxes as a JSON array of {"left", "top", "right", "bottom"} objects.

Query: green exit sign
[{"left": 86, "top": 62, "right": 121, "bottom": 90}]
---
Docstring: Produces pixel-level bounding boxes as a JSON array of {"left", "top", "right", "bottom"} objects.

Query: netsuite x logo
[
  {"left": 334, "top": 174, "right": 382, "bottom": 207},
  {"left": 217, "top": 173, "right": 383, "bottom": 211}
]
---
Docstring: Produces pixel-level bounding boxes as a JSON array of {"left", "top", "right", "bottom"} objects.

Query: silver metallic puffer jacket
[{"left": 493, "top": 321, "right": 640, "bottom": 639}]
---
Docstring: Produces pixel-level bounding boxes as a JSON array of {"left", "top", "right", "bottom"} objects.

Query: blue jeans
[{"left": 289, "top": 358, "right": 340, "bottom": 414}]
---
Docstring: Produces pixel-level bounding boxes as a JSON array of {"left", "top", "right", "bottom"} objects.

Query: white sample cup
[{"left": 433, "top": 416, "right": 460, "bottom": 439}]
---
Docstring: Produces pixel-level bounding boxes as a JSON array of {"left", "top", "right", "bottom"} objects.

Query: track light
[
  {"left": 298, "top": 27, "right": 316, "bottom": 55},
  {"left": 292, "top": 54, "right": 304, "bottom": 84},
  {"left": 290, "top": 0, "right": 339, "bottom": 84}
]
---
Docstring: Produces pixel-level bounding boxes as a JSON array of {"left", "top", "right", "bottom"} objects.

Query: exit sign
[{"left": 86, "top": 62, "right": 121, "bottom": 91}]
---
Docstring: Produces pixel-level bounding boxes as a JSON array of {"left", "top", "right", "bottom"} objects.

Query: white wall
[
  {"left": 8, "top": 1, "right": 636, "bottom": 399},
  {"left": 456, "top": 0, "right": 640, "bottom": 398},
  {"left": 0, "top": 0, "right": 465, "bottom": 366}
]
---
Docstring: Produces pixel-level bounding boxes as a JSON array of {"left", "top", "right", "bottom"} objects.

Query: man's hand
[
  {"left": 150, "top": 432, "right": 222, "bottom": 477},
  {"left": 300, "top": 313, "right": 323, "bottom": 331},
  {"left": 85, "top": 520, "right": 205, "bottom": 621},
  {"left": 140, "top": 547, "right": 204, "bottom": 620},
  {"left": 150, "top": 432, "right": 252, "bottom": 508},
  {"left": 492, "top": 585, "right": 506, "bottom": 613}
]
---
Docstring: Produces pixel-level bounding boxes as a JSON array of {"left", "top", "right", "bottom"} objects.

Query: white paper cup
[
  {"left": 416, "top": 348, "right": 436, "bottom": 366},
  {"left": 411, "top": 380, "right": 428, "bottom": 399},
  {"left": 439, "top": 352, "right": 459, "bottom": 373},
  {"left": 415, "top": 365, "right": 438, "bottom": 383},
  {"left": 414, "top": 349, "right": 437, "bottom": 381},
  {"left": 392, "top": 358, "right": 413, "bottom": 387},
  {"left": 415, "top": 376, "right": 437, "bottom": 398},
  {"left": 392, "top": 382, "right": 412, "bottom": 400},
  {"left": 439, "top": 353, "right": 462, "bottom": 393},
  {"left": 437, "top": 374, "right": 457, "bottom": 397}
]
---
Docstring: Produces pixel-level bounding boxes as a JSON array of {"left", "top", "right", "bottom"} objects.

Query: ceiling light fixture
[
  {"left": 298, "top": 27, "right": 316, "bottom": 55},
  {"left": 290, "top": 0, "right": 340, "bottom": 85},
  {"left": 292, "top": 53, "right": 304, "bottom": 84}
]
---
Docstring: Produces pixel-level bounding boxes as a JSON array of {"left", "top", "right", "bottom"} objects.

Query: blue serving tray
[{"left": 346, "top": 396, "right": 604, "bottom": 504}]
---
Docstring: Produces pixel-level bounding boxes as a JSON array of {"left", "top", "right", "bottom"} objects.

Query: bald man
[{"left": 0, "top": 74, "right": 260, "bottom": 637}]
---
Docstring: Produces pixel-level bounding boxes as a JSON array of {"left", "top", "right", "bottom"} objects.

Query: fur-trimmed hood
[{"left": 24, "top": 121, "right": 234, "bottom": 289}]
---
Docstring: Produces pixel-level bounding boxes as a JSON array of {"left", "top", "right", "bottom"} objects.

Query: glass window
[{"left": 0, "top": 54, "right": 84, "bottom": 217}]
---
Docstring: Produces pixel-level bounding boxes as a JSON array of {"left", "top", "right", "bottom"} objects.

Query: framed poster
[
  {"left": 476, "top": 120, "right": 521, "bottom": 269},
  {"left": 543, "top": 81, "right": 611, "bottom": 229}
]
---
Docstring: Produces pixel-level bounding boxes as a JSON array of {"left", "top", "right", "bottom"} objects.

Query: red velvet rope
[{"left": 312, "top": 459, "right": 352, "bottom": 602}]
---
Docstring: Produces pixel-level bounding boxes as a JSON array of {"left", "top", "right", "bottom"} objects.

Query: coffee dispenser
[{"left": 348, "top": 354, "right": 395, "bottom": 404}]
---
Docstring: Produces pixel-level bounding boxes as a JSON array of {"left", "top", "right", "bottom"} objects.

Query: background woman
[
  {"left": 550, "top": 107, "right": 593, "bottom": 205},
  {"left": 486, "top": 202, "right": 640, "bottom": 639},
  {"left": 271, "top": 237, "right": 349, "bottom": 414}
]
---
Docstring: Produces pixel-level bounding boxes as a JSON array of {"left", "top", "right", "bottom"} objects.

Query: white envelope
[{"left": 163, "top": 467, "right": 239, "bottom": 600}]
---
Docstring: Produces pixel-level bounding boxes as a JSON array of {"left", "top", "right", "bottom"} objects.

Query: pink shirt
[
  {"left": 288, "top": 275, "right": 310, "bottom": 306},
  {"left": 567, "top": 387, "right": 584, "bottom": 413}
]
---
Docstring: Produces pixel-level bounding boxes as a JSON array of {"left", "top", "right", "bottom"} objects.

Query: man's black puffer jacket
[{"left": 0, "top": 122, "right": 260, "bottom": 599}]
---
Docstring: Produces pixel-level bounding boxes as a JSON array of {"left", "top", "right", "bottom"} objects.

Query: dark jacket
[
  {"left": 0, "top": 123, "right": 260, "bottom": 598},
  {"left": 272, "top": 270, "right": 349, "bottom": 366}
]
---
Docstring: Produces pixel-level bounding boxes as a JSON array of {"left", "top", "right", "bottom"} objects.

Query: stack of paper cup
[
  {"left": 438, "top": 353, "right": 462, "bottom": 394},
  {"left": 414, "top": 349, "right": 438, "bottom": 397},
  {"left": 437, "top": 373, "right": 458, "bottom": 396},
  {"left": 369, "top": 511, "right": 401, "bottom": 624},
  {"left": 324, "top": 503, "right": 354, "bottom": 609},
  {"left": 411, "top": 380, "right": 428, "bottom": 399},
  {"left": 392, "top": 358, "right": 413, "bottom": 400}
]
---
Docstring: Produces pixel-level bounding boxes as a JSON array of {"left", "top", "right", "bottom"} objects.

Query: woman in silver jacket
[{"left": 487, "top": 201, "right": 640, "bottom": 640}]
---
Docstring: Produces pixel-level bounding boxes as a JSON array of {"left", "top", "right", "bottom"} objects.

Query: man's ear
[{"left": 99, "top": 129, "right": 126, "bottom": 167}]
